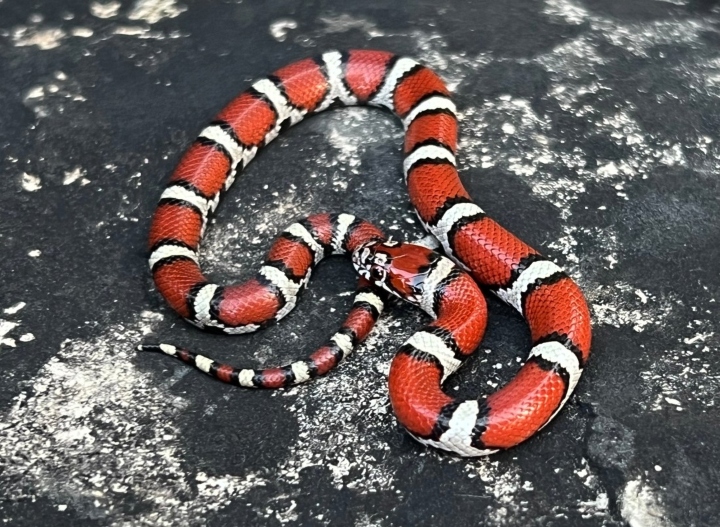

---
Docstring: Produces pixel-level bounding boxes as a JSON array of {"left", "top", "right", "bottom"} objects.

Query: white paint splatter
[
  {"left": 683, "top": 332, "right": 713, "bottom": 345},
  {"left": 269, "top": 18, "right": 298, "bottom": 42},
  {"left": 71, "top": 27, "right": 94, "bottom": 38},
  {"left": 21, "top": 72, "right": 87, "bottom": 118},
  {"left": 318, "top": 14, "right": 384, "bottom": 38},
  {"left": 590, "top": 282, "right": 673, "bottom": 333},
  {"left": 621, "top": 478, "right": 673, "bottom": 527},
  {"left": 0, "top": 320, "right": 19, "bottom": 348},
  {"left": 63, "top": 167, "right": 88, "bottom": 186},
  {"left": 463, "top": 461, "right": 528, "bottom": 523},
  {"left": 21, "top": 173, "right": 42, "bottom": 192},
  {"left": 90, "top": 1, "right": 122, "bottom": 19},
  {"left": 127, "top": 0, "right": 187, "bottom": 25},
  {"left": 23, "top": 86, "right": 45, "bottom": 101},
  {"left": 113, "top": 25, "right": 152, "bottom": 36},
  {"left": 112, "top": 25, "right": 183, "bottom": 39},
  {"left": 639, "top": 307, "right": 718, "bottom": 412},
  {"left": 501, "top": 123, "right": 516, "bottom": 135},
  {"left": 28, "top": 249, "right": 42, "bottom": 258},
  {"left": 0, "top": 303, "right": 30, "bottom": 349},
  {"left": 4, "top": 302, "right": 26, "bottom": 315},
  {"left": 594, "top": 18, "right": 711, "bottom": 59},
  {"left": 10, "top": 26, "right": 66, "bottom": 50},
  {"left": 19, "top": 333, "right": 35, "bottom": 343},
  {"left": 544, "top": 0, "right": 591, "bottom": 25},
  {"left": 578, "top": 492, "right": 610, "bottom": 518}
]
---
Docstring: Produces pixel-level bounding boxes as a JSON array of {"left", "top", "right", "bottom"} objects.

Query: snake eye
[{"left": 370, "top": 267, "right": 385, "bottom": 282}]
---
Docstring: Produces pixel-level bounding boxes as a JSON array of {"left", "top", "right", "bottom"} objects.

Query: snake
[{"left": 141, "top": 50, "right": 592, "bottom": 457}]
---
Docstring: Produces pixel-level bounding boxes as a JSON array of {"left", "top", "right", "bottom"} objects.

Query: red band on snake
[{"left": 143, "top": 50, "right": 592, "bottom": 457}]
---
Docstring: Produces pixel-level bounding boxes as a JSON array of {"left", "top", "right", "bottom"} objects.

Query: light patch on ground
[
  {"left": 544, "top": 0, "right": 591, "bottom": 25},
  {"left": 318, "top": 14, "right": 384, "bottom": 38},
  {"left": 0, "top": 303, "right": 30, "bottom": 349},
  {"left": 22, "top": 71, "right": 86, "bottom": 119},
  {"left": 90, "top": 1, "right": 122, "bottom": 19},
  {"left": 535, "top": 1, "right": 720, "bottom": 421},
  {"left": 111, "top": 25, "right": 183, "bottom": 39},
  {"left": 459, "top": 455, "right": 613, "bottom": 524},
  {"left": 328, "top": 126, "right": 362, "bottom": 172},
  {"left": 589, "top": 282, "right": 674, "bottom": 334},
  {"left": 324, "top": 107, "right": 401, "bottom": 182},
  {"left": 201, "top": 190, "right": 304, "bottom": 279},
  {"left": 459, "top": 95, "right": 592, "bottom": 217},
  {"left": 0, "top": 310, "right": 416, "bottom": 523},
  {"left": 0, "top": 320, "right": 20, "bottom": 348},
  {"left": 10, "top": 25, "right": 66, "bottom": 50},
  {"left": 545, "top": 224, "right": 619, "bottom": 272},
  {"left": 592, "top": 18, "right": 711, "bottom": 59},
  {"left": 4, "top": 302, "right": 26, "bottom": 315},
  {"left": 527, "top": 11, "right": 713, "bottom": 213},
  {"left": 63, "top": 166, "right": 90, "bottom": 186},
  {"left": 571, "top": 458, "right": 612, "bottom": 520},
  {"left": 269, "top": 18, "right": 298, "bottom": 42},
  {"left": 0, "top": 312, "right": 271, "bottom": 525},
  {"left": 462, "top": 461, "right": 527, "bottom": 524},
  {"left": 293, "top": 14, "right": 385, "bottom": 48},
  {"left": 621, "top": 478, "right": 673, "bottom": 527},
  {"left": 275, "top": 315, "right": 403, "bottom": 494},
  {"left": 638, "top": 293, "right": 718, "bottom": 413},
  {"left": 71, "top": 26, "right": 94, "bottom": 38},
  {"left": 411, "top": 30, "right": 492, "bottom": 92},
  {"left": 578, "top": 492, "right": 610, "bottom": 519},
  {"left": 21, "top": 172, "right": 42, "bottom": 191},
  {"left": 127, "top": 0, "right": 187, "bottom": 24},
  {"left": 545, "top": 0, "right": 710, "bottom": 61}
]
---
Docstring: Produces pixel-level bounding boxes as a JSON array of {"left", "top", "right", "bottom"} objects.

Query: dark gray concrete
[{"left": 1, "top": 0, "right": 719, "bottom": 525}]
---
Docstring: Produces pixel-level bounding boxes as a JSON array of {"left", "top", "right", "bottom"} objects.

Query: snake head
[{"left": 352, "top": 240, "right": 440, "bottom": 305}]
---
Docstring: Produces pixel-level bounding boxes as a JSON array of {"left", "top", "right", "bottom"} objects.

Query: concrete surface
[{"left": 1, "top": 0, "right": 719, "bottom": 525}]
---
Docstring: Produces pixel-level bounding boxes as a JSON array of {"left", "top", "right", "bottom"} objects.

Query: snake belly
[{"left": 146, "top": 50, "right": 592, "bottom": 456}]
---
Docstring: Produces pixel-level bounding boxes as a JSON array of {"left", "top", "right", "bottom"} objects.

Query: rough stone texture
[{"left": 1, "top": 0, "right": 719, "bottom": 525}]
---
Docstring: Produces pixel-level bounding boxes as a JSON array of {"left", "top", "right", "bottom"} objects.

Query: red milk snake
[{"left": 141, "top": 50, "right": 592, "bottom": 457}]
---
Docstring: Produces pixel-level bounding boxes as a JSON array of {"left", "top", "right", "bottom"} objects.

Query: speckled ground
[{"left": 1, "top": 0, "right": 719, "bottom": 525}]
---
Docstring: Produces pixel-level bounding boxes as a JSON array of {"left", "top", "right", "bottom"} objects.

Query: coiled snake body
[{"left": 142, "top": 50, "right": 592, "bottom": 457}]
